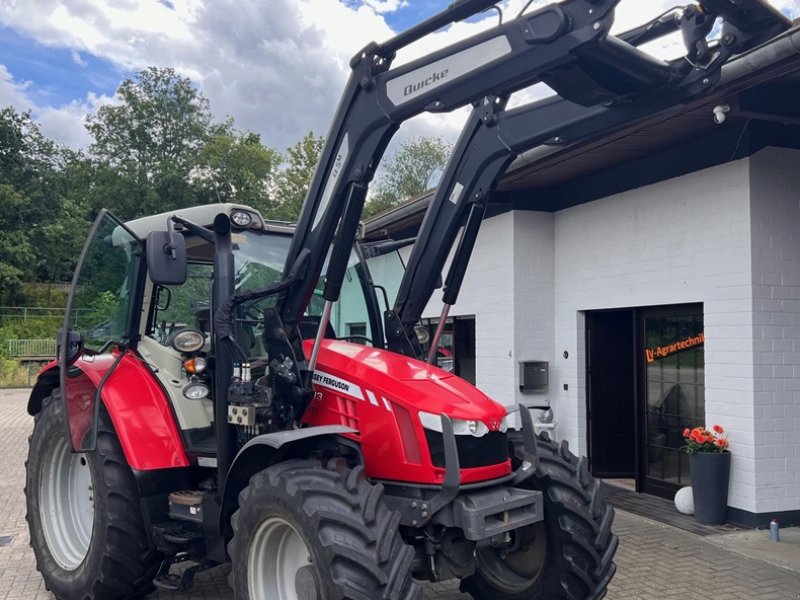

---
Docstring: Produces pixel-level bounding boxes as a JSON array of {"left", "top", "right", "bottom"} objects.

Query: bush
[
  {"left": 18, "top": 283, "right": 69, "bottom": 308},
  {"left": 0, "top": 358, "right": 41, "bottom": 388}
]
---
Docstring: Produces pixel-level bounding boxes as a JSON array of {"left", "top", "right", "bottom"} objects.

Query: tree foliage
[
  {"left": 193, "top": 126, "right": 281, "bottom": 211},
  {"left": 272, "top": 132, "right": 325, "bottom": 221},
  {"left": 364, "top": 136, "right": 452, "bottom": 217},
  {"left": 86, "top": 67, "right": 214, "bottom": 219},
  {"left": 0, "top": 64, "right": 449, "bottom": 307},
  {"left": 0, "top": 108, "right": 71, "bottom": 303}
]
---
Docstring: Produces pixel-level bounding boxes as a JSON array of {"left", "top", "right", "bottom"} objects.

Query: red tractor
[{"left": 25, "top": 1, "right": 788, "bottom": 599}]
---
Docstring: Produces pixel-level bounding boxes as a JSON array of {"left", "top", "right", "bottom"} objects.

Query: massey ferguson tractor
[{"left": 24, "top": 1, "right": 789, "bottom": 599}]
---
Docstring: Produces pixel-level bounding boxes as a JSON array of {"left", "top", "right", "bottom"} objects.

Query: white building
[{"left": 363, "top": 27, "right": 800, "bottom": 528}]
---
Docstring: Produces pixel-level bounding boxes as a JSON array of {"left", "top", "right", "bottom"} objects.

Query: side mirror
[
  {"left": 147, "top": 231, "right": 187, "bottom": 285},
  {"left": 156, "top": 286, "right": 172, "bottom": 311},
  {"left": 57, "top": 329, "right": 83, "bottom": 366}
]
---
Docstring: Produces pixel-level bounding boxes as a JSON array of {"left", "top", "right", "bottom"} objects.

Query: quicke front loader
[{"left": 25, "top": 1, "right": 790, "bottom": 599}]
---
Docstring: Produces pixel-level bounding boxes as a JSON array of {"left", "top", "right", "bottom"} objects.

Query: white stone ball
[{"left": 674, "top": 486, "right": 694, "bottom": 515}]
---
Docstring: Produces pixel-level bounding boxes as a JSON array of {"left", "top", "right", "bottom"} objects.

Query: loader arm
[
  {"left": 387, "top": 0, "right": 792, "bottom": 357},
  {"left": 275, "top": 0, "right": 630, "bottom": 348}
]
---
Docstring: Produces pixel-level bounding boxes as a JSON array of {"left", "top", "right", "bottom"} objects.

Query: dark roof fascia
[
  {"left": 499, "top": 25, "right": 800, "bottom": 191},
  {"left": 364, "top": 26, "right": 800, "bottom": 238}
]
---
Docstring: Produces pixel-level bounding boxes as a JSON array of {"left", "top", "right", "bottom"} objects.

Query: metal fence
[
  {"left": 0, "top": 306, "right": 90, "bottom": 325},
  {"left": 7, "top": 339, "right": 56, "bottom": 359}
]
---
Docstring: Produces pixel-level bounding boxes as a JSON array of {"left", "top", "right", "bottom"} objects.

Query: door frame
[
  {"left": 636, "top": 303, "right": 704, "bottom": 498},
  {"left": 586, "top": 303, "right": 705, "bottom": 498}
]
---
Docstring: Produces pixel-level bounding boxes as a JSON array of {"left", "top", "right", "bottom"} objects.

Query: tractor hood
[{"left": 304, "top": 339, "right": 506, "bottom": 424}]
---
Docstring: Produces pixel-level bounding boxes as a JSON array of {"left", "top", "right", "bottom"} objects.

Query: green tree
[
  {"left": 193, "top": 126, "right": 282, "bottom": 212},
  {"left": 0, "top": 185, "right": 35, "bottom": 302},
  {"left": 364, "top": 136, "right": 452, "bottom": 217},
  {"left": 0, "top": 108, "right": 66, "bottom": 302},
  {"left": 86, "top": 67, "right": 214, "bottom": 219},
  {"left": 272, "top": 132, "right": 324, "bottom": 221}
]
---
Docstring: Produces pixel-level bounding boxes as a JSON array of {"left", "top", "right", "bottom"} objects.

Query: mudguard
[
  {"left": 30, "top": 353, "right": 189, "bottom": 471},
  {"left": 219, "top": 425, "right": 357, "bottom": 535}
]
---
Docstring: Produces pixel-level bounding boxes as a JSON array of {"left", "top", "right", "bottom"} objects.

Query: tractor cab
[{"left": 58, "top": 203, "right": 386, "bottom": 456}]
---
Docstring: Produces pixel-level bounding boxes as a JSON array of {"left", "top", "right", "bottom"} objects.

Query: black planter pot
[{"left": 690, "top": 451, "right": 731, "bottom": 525}]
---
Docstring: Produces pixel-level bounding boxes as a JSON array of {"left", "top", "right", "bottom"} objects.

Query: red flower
[
  {"left": 713, "top": 424, "right": 724, "bottom": 434},
  {"left": 683, "top": 428, "right": 691, "bottom": 438},
  {"left": 715, "top": 438, "right": 727, "bottom": 448}
]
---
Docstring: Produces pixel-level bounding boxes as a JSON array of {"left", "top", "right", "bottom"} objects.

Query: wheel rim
[
  {"left": 475, "top": 522, "right": 547, "bottom": 594},
  {"left": 248, "top": 517, "right": 314, "bottom": 600},
  {"left": 38, "top": 431, "right": 94, "bottom": 570}
]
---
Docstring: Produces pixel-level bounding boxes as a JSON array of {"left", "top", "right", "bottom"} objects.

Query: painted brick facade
[
  {"left": 374, "top": 146, "right": 799, "bottom": 518},
  {"left": 550, "top": 156, "right": 756, "bottom": 510},
  {"left": 749, "top": 147, "right": 800, "bottom": 513}
]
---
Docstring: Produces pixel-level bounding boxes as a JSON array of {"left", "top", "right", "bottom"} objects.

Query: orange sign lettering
[{"left": 645, "top": 332, "right": 704, "bottom": 364}]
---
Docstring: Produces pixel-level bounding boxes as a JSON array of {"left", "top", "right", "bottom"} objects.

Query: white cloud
[
  {"left": 0, "top": 0, "right": 797, "bottom": 153},
  {"left": 362, "top": 0, "right": 408, "bottom": 14},
  {"left": 70, "top": 50, "right": 87, "bottom": 68},
  {"left": 0, "top": 65, "right": 114, "bottom": 149}
]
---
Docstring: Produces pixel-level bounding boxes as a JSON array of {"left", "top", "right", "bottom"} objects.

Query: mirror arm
[{"left": 171, "top": 215, "right": 214, "bottom": 243}]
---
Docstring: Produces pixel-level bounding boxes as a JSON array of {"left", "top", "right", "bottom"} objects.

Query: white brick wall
[
  {"left": 749, "top": 147, "right": 800, "bottom": 513},
  {"left": 552, "top": 159, "right": 754, "bottom": 474},
  {"left": 512, "top": 212, "right": 555, "bottom": 410},
  {"left": 422, "top": 212, "right": 518, "bottom": 405},
  {"left": 374, "top": 147, "right": 800, "bottom": 516}
]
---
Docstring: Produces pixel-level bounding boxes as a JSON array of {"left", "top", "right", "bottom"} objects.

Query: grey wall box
[{"left": 519, "top": 361, "right": 548, "bottom": 392}]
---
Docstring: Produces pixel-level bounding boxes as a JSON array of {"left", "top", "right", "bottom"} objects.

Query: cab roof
[{"left": 124, "top": 203, "right": 295, "bottom": 238}]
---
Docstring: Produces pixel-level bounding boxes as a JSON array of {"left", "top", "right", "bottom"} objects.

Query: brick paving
[{"left": 1, "top": 388, "right": 799, "bottom": 599}]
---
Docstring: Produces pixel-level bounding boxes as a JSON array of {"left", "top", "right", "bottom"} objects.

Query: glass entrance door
[{"left": 640, "top": 305, "right": 704, "bottom": 496}]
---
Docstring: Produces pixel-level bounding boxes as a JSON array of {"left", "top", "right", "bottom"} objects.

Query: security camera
[{"left": 713, "top": 104, "right": 730, "bottom": 125}]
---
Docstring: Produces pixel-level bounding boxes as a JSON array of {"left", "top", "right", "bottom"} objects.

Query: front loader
[{"left": 24, "top": 1, "right": 790, "bottom": 599}]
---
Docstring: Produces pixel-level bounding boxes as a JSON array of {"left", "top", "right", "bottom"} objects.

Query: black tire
[
  {"left": 25, "top": 394, "right": 162, "bottom": 600},
  {"left": 228, "top": 458, "right": 421, "bottom": 600},
  {"left": 461, "top": 432, "right": 618, "bottom": 600}
]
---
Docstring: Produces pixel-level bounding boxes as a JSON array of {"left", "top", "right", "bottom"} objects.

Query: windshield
[
  {"left": 149, "top": 228, "right": 379, "bottom": 356},
  {"left": 234, "top": 231, "right": 375, "bottom": 349}
]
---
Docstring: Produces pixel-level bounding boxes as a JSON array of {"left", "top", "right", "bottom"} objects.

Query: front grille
[{"left": 425, "top": 430, "right": 508, "bottom": 469}]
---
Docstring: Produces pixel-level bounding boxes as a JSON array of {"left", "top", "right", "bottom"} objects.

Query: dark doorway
[
  {"left": 586, "top": 310, "right": 636, "bottom": 479},
  {"left": 586, "top": 304, "right": 705, "bottom": 500},
  {"left": 422, "top": 316, "right": 476, "bottom": 384}
]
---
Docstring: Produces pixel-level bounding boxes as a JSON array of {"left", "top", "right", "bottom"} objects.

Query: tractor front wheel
[
  {"left": 460, "top": 432, "right": 618, "bottom": 600},
  {"left": 25, "top": 394, "right": 162, "bottom": 599},
  {"left": 228, "top": 458, "right": 420, "bottom": 600}
]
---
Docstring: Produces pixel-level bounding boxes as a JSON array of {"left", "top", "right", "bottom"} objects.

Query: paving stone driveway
[{"left": 1, "top": 388, "right": 798, "bottom": 599}]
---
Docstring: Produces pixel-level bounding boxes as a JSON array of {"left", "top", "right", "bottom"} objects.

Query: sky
[{"left": 0, "top": 0, "right": 798, "bottom": 152}]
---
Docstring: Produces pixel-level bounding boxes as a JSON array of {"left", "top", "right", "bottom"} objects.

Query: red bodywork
[
  {"left": 37, "top": 351, "right": 189, "bottom": 470},
  {"left": 303, "top": 340, "right": 511, "bottom": 485},
  {"left": 38, "top": 341, "right": 509, "bottom": 485}
]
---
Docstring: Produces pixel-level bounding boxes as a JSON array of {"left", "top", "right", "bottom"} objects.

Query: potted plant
[{"left": 682, "top": 425, "right": 730, "bottom": 525}]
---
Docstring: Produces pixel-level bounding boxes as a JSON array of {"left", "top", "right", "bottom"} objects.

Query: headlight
[
  {"left": 419, "top": 411, "right": 496, "bottom": 438},
  {"left": 230, "top": 209, "right": 252, "bottom": 227},
  {"left": 183, "top": 380, "right": 209, "bottom": 400},
  {"left": 170, "top": 329, "right": 205, "bottom": 353}
]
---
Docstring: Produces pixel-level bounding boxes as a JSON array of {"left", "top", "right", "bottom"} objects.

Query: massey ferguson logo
[{"left": 404, "top": 69, "right": 449, "bottom": 97}]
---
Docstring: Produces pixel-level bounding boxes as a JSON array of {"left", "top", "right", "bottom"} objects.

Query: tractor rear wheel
[
  {"left": 25, "top": 393, "right": 162, "bottom": 599},
  {"left": 228, "top": 458, "right": 420, "bottom": 600},
  {"left": 460, "top": 432, "right": 618, "bottom": 600}
]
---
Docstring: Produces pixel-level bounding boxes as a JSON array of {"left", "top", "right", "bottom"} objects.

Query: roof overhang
[{"left": 365, "top": 24, "right": 800, "bottom": 240}]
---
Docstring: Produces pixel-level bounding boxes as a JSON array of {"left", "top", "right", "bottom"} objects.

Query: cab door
[{"left": 59, "top": 210, "right": 143, "bottom": 451}]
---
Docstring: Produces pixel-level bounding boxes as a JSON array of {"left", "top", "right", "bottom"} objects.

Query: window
[
  {"left": 420, "top": 316, "right": 476, "bottom": 383},
  {"left": 345, "top": 322, "right": 367, "bottom": 344},
  {"left": 642, "top": 307, "right": 704, "bottom": 491},
  {"left": 148, "top": 263, "right": 213, "bottom": 345}
]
